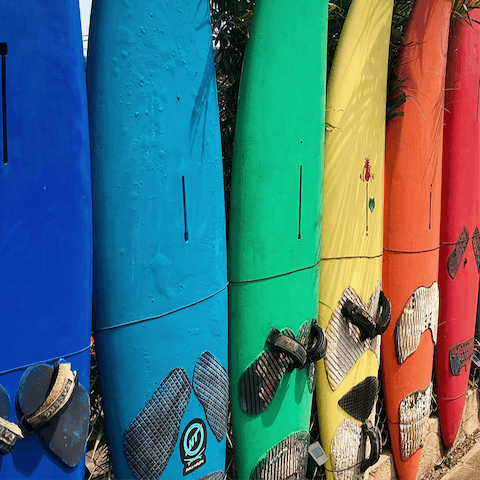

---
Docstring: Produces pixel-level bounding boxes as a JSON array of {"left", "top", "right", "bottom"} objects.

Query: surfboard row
[{"left": 1, "top": 1, "right": 480, "bottom": 480}]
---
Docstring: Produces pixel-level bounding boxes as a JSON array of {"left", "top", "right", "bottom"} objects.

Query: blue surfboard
[
  {"left": 0, "top": 1, "right": 92, "bottom": 478},
  {"left": 87, "top": 0, "right": 228, "bottom": 479}
]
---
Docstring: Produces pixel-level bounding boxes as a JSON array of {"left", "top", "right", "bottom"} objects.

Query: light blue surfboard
[
  {"left": 0, "top": 0, "right": 92, "bottom": 478},
  {"left": 87, "top": 1, "right": 228, "bottom": 479}
]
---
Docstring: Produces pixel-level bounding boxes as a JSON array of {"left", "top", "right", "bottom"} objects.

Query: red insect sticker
[{"left": 360, "top": 158, "right": 375, "bottom": 236}]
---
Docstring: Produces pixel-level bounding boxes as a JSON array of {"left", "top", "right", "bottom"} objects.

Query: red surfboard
[
  {"left": 436, "top": 12, "right": 480, "bottom": 448},
  {"left": 382, "top": 1, "right": 451, "bottom": 479}
]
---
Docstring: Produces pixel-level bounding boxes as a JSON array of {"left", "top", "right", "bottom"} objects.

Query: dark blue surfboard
[
  {"left": 87, "top": 0, "right": 228, "bottom": 479},
  {"left": 0, "top": 1, "right": 92, "bottom": 479}
]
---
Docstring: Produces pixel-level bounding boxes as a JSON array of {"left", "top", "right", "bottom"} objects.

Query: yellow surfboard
[{"left": 316, "top": 1, "right": 393, "bottom": 478}]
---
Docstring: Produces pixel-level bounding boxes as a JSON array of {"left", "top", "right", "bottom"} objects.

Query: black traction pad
[
  {"left": 447, "top": 226, "right": 469, "bottom": 279},
  {"left": 199, "top": 472, "right": 224, "bottom": 480},
  {"left": 193, "top": 352, "right": 229, "bottom": 442},
  {"left": 15, "top": 362, "right": 90, "bottom": 468},
  {"left": 240, "top": 329, "right": 296, "bottom": 415},
  {"left": 250, "top": 431, "right": 309, "bottom": 480},
  {"left": 123, "top": 367, "right": 191, "bottom": 480},
  {"left": 338, "top": 376, "right": 379, "bottom": 422},
  {"left": 472, "top": 226, "right": 480, "bottom": 274}
]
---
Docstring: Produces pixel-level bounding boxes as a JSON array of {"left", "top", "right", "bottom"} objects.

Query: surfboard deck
[
  {"left": 382, "top": 1, "right": 451, "bottom": 478},
  {"left": 87, "top": 1, "right": 228, "bottom": 479},
  {"left": 0, "top": 1, "right": 92, "bottom": 478},
  {"left": 316, "top": 0, "right": 393, "bottom": 478},
  {"left": 227, "top": 0, "right": 328, "bottom": 478},
  {"left": 436, "top": 12, "right": 480, "bottom": 448}
]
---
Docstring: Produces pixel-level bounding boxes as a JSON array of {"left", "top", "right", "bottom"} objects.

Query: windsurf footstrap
[
  {"left": 0, "top": 384, "right": 23, "bottom": 456},
  {"left": 327, "top": 377, "right": 381, "bottom": 475},
  {"left": 342, "top": 290, "right": 390, "bottom": 341},
  {"left": 18, "top": 362, "right": 77, "bottom": 431},
  {"left": 0, "top": 417, "right": 23, "bottom": 456},
  {"left": 239, "top": 320, "right": 327, "bottom": 415},
  {"left": 324, "top": 282, "right": 389, "bottom": 390},
  {"left": 328, "top": 418, "right": 381, "bottom": 476},
  {"left": 15, "top": 361, "right": 90, "bottom": 468}
]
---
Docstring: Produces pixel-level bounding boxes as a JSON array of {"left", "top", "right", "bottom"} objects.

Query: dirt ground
[{"left": 420, "top": 428, "right": 480, "bottom": 480}]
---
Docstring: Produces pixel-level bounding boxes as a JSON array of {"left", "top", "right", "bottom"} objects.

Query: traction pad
[
  {"left": 338, "top": 376, "right": 379, "bottom": 423},
  {"left": 15, "top": 362, "right": 89, "bottom": 467},
  {"left": 124, "top": 367, "right": 191, "bottom": 480},
  {"left": 199, "top": 472, "right": 224, "bottom": 480},
  {"left": 472, "top": 226, "right": 480, "bottom": 274},
  {"left": 330, "top": 419, "right": 366, "bottom": 480},
  {"left": 447, "top": 226, "right": 469, "bottom": 279},
  {"left": 193, "top": 352, "right": 229, "bottom": 441},
  {"left": 449, "top": 338, "right": 474, "bottom": 376},
  {"left": 398, "top": 382, "right": 432, "bottom": 460},
  {"left": 249, "top": 431, "right": 309, "bottom": 480},
  {"left": 395, "top": 283, "right": 439, "bottom": 364},
  {"left": 240, "top": 321, "right": 316, "bottom": 415},
  {"left": 325, "top": 282, "right": 382, "bottom": 390}
]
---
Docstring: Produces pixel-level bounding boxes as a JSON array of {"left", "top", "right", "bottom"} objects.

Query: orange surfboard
[
  {"left": 382, "top": 1, "right": 451, "bottom": 479},
  {"left": 436, "top": 12, "right": 480, "bottom": 448}
]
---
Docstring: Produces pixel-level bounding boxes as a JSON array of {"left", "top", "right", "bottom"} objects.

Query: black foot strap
[
  {"left": 240, "top": 321, "right": 327, "bottom": 415},
  {"left": 360, "top": 421, "right": 381, "bottom": 473},
  {"left": 342, "top": 290, "right": 391, "bottom": 341}
]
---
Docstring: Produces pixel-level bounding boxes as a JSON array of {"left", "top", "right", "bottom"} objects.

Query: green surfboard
[{"left": 228, "top": 1, "right": 328, "bottom": 478}]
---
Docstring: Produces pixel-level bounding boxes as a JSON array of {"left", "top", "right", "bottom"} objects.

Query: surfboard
[
  {"left": 227, "top": 0, "right": 328, "bottom": 478},
  {"left": 0, "top": 1, "right": 92, "bottom": 478},
  {"left": 316, "top": 0, "right": 393, "bottom": 478},
  {"left": 436, "top": 11, "right": 480, "bottom": 448},
  {"left": 382, "top": 1, "right": 451, "bottom": 478},
  {"left": 87, "top": 1, "right": 228, "bottom": 479}
]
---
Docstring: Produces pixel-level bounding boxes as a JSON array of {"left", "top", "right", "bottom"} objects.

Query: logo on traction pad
[{"left": 180, "top": 418, "right": 207, "bottom": 476}]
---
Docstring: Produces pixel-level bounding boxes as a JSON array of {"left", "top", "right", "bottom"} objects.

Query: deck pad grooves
[{"left": 394, "top": 283, "right": 439, "bottom": 364}]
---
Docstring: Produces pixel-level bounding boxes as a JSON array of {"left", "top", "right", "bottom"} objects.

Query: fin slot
[
  {"left": 298, "top": 165, "right": 302, "bottom": 239},
  {"left": 182, "top": 175, "right": 188, "bottom": 242}
]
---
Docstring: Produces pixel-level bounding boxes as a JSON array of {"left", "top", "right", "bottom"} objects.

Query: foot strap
[
  {"left": 360, "top": 421, "right": 381, "bottom": 473},
  {"left": 0, "top": 417, "right": 23, "bottom": 456},
  {"left": 342, "top": 290, "right": 390, "bottom": 342},
  {"left": 20, "top": 362, "right": 77, "bottom": 431},
  {"left": 240, "top": 320, "right": 326, "bottom": 415},
  {"left": 267, "top": 323, "right": 327, "bottom": 369}
]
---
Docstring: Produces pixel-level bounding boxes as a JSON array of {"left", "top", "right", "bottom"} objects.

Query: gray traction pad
[
  {"left": 199, "top": 472, "right": 224, "bottom": 480},
  {"left": 193, "top": 352, "right": 229, "bottom": 442},
  {"left": 123, "top": 367, "right": 191, "bottom": 480},
  {"left": 250, "top": 431, "right": 309, "bottom": 480}
]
